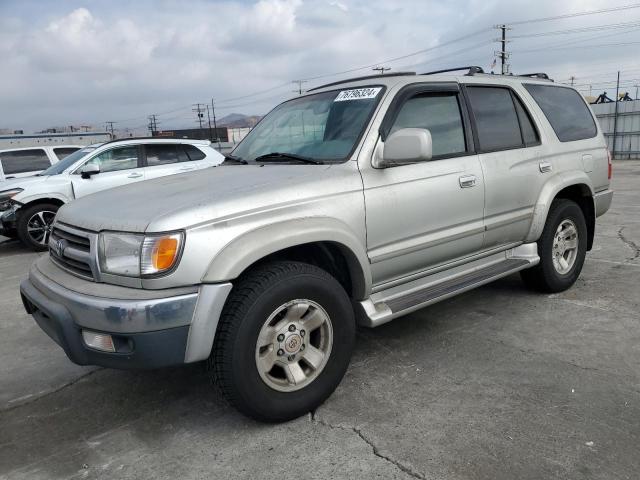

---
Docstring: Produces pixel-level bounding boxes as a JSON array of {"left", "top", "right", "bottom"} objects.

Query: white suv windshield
[
  {"left": 232, "top": 86, "right": 384, "bottom": 163},
  {"left": 39, "top": 147, "right": 97, "bottom": 175}
]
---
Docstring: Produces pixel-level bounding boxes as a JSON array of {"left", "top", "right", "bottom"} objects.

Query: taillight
[{"left": 607, "top": 150, "right": 612, "bottom": 180}]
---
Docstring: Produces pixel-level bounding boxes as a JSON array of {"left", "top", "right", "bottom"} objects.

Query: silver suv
[{"left": 20, "top": 67, "right": 614, "bottom": 422}]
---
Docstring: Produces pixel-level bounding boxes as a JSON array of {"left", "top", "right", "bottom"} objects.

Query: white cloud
[{"left": 0, "top": 0, "right": 639, "bottom": 131}]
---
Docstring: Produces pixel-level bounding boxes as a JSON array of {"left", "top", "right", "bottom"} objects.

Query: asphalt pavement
[{"left": 1, "top": 161, "right": 639, "bottom": 479}]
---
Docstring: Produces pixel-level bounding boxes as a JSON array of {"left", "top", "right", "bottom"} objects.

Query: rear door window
[
  {"left": 0, "top": 149, "right": 51, "bottom": 174},
  {"left": 466, "top": 87, "right": 523, "bottom": 151},
  {"left": 145, "top": 144, "right": 181, "bottom": 166},
  {"left": 524, "top": 84, "right": 597, "bottom": 142}
]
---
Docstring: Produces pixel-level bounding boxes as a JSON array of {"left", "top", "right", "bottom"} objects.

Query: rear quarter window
[{"left": 524, "top": 84, "right": 597, "bottom": 142}]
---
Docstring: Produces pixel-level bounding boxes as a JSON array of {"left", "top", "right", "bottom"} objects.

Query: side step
[{"left": 359, "top": 243, "right": 539, "bottom": 327}]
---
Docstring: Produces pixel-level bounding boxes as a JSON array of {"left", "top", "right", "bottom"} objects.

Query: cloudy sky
[{"left": 2, "top": 0, "right": 640, "bottom": 133}]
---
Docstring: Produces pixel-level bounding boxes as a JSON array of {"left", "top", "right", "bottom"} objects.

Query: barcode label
[{"left": 334, "top": 87, "right": 382, "bottom": 102}]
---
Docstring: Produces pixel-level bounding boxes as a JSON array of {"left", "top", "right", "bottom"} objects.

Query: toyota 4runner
[{"left": 20, "top": 67, "right": 614, "bottom": 422}]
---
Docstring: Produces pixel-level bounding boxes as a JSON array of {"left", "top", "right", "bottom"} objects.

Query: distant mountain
[{"left": 218, "top": 113, "right": 262, "bottom": 128}]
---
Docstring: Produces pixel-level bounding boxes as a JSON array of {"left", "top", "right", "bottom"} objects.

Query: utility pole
[
  {"left": 372, "top": 66, "right": 390, "bottom": 75},
  {"left": 105, "top": 121, "right": 115, "bottom": 138},
  {"left": 211, "top": 99, "right": 221, "bottom": 150},
  {"left": 570, "top": 76, "right": 576, "bottom": 87},
  {"left": 612, "top": 70, "right": 620, "bottom": 160},
  {"left": 292, "top": 80, "right": 308, "bottom": 95},
  {"left": 634, "top": 84, "right": 639, "bottom": 100},
  {"left": 147, "top": 115, "right": 158, "bottom": 136},
  {"left": 192, "top": 104, "right": 205, "bottom": 129},
  {"left": 495, "top": 24, "right": 510, "bottom": 75},
  {"left": 206, "top": 105, "right": 213, "bottom": 142}
]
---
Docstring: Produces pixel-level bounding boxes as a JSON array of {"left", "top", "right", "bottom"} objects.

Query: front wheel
[
  {"left": 521, "top": 199, "right": 588, "bottom": 293},
  {"left": 16, "top": 203, "right": 59, "bottom": 251},
  {"left": 209, "top": 261, "right": 355, "bottom": 422}
]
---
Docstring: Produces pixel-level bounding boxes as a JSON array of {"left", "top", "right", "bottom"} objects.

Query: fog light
[{"left": 82, "top": 330, "right": 116, "bottom": 352}]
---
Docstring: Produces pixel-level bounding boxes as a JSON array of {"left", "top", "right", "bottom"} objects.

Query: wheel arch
[
  {"left": 525, "top": 172, "right": 596, "bottom": 250},
  {"left": 202, "top": 218, "right": 371, "bottom": 300}
]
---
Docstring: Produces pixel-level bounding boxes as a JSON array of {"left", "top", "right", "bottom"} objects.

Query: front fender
[
  {"left": 202, "top": 217, "right": 372, "bottom": 298},
  {"left": 525, "top": 170, "right": 594, "bottom": 243}
]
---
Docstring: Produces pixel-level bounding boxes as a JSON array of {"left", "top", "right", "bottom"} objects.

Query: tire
[
  {"left": 520, "top": 199, "right": 588, "bottom": 293},
  {"left": 16, "top": 203, "right": 59, "bottom": 251},
  {"left": 209, "top": 261, "right": 355, "bottom": 422}
]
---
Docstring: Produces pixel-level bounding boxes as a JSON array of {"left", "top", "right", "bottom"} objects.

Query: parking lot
[{"left": 0, "top": 161, "right": 638, "bottom": 480}]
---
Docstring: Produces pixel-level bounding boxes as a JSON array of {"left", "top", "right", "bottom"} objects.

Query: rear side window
[
  {"left": 466, "top": 87, "right": 523, "bottom": 151},
  {"left": 53, "top": 147, "right": 80, "bottom": 160},
  {"left": 146, "top": 144, "right": 180, "bottom": 166},
  {"left": 524, "top": 84, "right": 597, "bottom": 142},
  {"left": 389, "top": 93, "right": 466, "bottom": 157},
  {"left": 513, "top": 96, "right": 539, "bottom": 146},
  {"left": 0, "top": 149, "right": 50, "bottom": 174},
  {"left": 183, "top": 145, "right": 206, "bottom": 161}
]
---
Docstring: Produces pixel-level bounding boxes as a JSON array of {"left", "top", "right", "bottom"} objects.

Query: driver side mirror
[
  {"left": 80, "top": 164, "right": 100, "bottom": 179},
  {"left": 374, "top": 128, "right": 433, "bottom": 168}
]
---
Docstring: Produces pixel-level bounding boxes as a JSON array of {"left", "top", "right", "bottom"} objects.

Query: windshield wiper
[
  {"left": 254, "top": 152, "right": 324, "bottom": 165},
  {"left": 224, "top": 155, "right": 248, "bottom": 165}
]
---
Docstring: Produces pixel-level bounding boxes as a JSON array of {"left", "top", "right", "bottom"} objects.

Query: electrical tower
[
  {"left": 105, "top": 121, "right": 115, "bottom": 138},
  {"left": 372, "top": 66, "right": 390, "bottom": 75},
  {"left": 148, "top": 115, "right": 159, "bottom": 136},
  {"left": 494, "top": 24, "right": 511, "bottom": 75},
  {"left": 193, "top": 104, "right": 206, "bottom": 129},
  {"left": 292, "top": 80, "right": 308, "bottom": 95}
]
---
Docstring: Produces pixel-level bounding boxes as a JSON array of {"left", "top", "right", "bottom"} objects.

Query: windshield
[
  {"left": 39, "top": 146, "right": 97, "bottom": 175},
  {"left": 231, "top": 86, "right": 384, "bottom": 163}
]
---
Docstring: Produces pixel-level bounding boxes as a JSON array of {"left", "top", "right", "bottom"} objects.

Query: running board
[{"left": 358, "top": 243, "right": 539, "bottom": 327}]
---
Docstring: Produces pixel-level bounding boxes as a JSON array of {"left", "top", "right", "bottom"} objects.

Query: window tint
[
  {"left": 183, "top": 145, "right": 206, "bottom": 161},
  {"left": 0, "top": 149, "right": 50, "bottom": 174},
  {"left": 145, "top": 144, "right": 180, "bottom": 166},
  {"left": 53, "top": 147, "right": 80, "bottom": 160},
  {"left": 513, "top": 96, "right": 539, "bottom": 146},
  {"left": 83, "top": 146, "right": 138, "bottom": 173},
  {"left": 524, "top": 84, "right": 597, "bottom": 142},
  {"left": 467, "top": 87, "right": 523, "bottom": 151},
  {"left": 390, "top": 94, "right": 466, "bottom": 157}
]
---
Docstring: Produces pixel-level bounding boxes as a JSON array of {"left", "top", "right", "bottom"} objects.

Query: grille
[{"left": 49, "top": 225, "right": 95, "bottom": 280}]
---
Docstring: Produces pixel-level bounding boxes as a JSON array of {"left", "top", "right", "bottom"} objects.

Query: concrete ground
[{"left": 1, "top": 161, "right": 639, "bottom": 480}]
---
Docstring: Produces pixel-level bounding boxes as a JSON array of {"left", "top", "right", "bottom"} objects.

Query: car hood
[
  {"left": 56, "top": 164, "right": 361, "bottom": 233},
  {"left": 0, "top": 175, "right": 48, "bottom": 191}
]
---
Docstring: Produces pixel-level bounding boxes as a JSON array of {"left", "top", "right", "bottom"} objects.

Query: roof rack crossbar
[
  {"left": 307, "top": 72, "right": 416, "bottom": 92},
  {"left": 421, "top": 66, "right": 484, "bottom": 76}
]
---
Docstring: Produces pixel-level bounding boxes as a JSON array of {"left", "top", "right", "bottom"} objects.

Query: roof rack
[
  {"left": 514, "top": 72, "right": 553, "bottom": 82},
  {"left": 421, "top": 66, "right": 484, "bottom": 76},
  {"left": 99, "top": 136, "right": 210, "bottom": 146},
  {"left": 307, "top": 72, "right": 416, "bottom": 92}
]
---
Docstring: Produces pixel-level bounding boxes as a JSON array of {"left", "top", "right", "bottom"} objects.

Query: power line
[
  {"left": 507, "top": 3, "right": 640, "bottom": 25},
  {"left": 511, "top": 20, "right": 640, "bottom": 39}
]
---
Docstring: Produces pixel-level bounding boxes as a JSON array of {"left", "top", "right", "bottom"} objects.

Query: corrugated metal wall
[{"left": 591, "top": 100, "right": 640, "bottom": 159}]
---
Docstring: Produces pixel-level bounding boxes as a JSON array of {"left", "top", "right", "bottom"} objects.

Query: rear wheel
[
  {"left": 16, "top": 203, "right": 59, "bottom": 251},
  {"left": 209, "top": 261, "right": 355, "bottom": 422},
  {"left": 521, "top": 199, "right": 587, "bottom": 293}
]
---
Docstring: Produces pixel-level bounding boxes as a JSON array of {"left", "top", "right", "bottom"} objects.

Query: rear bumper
[
  {"left": 21, "top": 256, "right": 232, "bottom": 369},
  {"left": 594, "top": 189, "right": 614, "bottom": 217}
]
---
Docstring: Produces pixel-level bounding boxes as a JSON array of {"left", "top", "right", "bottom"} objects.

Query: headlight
[
  {"left": 0, "top": 188, "right": 23, "bottom": 209},
  {"left": 99, "top": 231, "right": 184, "bottom": 277}
]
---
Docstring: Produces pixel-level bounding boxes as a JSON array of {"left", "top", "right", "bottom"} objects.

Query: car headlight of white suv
[
  {"left": 0, "top": 188, "right": 23, "bottom": 210},
  {"left": 98, "top": 231, "right": 184, "bottom": 277}
]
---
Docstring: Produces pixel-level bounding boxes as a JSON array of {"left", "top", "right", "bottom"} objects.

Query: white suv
[
  {"left": 0, "top": 145, "right": 82, "bottom": 182},
  {"left": 0, "top": 138, "right": 224, "bottom": 250}
]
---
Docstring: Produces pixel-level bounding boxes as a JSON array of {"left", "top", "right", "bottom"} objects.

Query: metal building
[
  {"left": 0, "top": 132, "right": 112, "bottom": 150},
  {"left": 591, "top": 100, "right": 640, "bottom": 159}
]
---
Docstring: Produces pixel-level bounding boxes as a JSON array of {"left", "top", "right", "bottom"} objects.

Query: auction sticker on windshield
[{"left": 334, "top": 87, "right": 382, "bottom": 102}]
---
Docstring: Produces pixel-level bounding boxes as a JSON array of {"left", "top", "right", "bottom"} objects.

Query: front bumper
[
  {"left": 21, "top": 256, "right": 232, "bottom": 369},
  {"left": 0, "top": 205, "right": 17, "bottom": 236}
]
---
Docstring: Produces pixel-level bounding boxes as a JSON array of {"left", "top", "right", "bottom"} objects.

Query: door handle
[
  {"left": 127, "top": 172, "right": 143, "bottom": 178},
  {"left": 539, "top": 161, "right": 552, "bottom": 173},
  {"left": 459, "top": 175, "right": 477, "bottom": 188}
]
